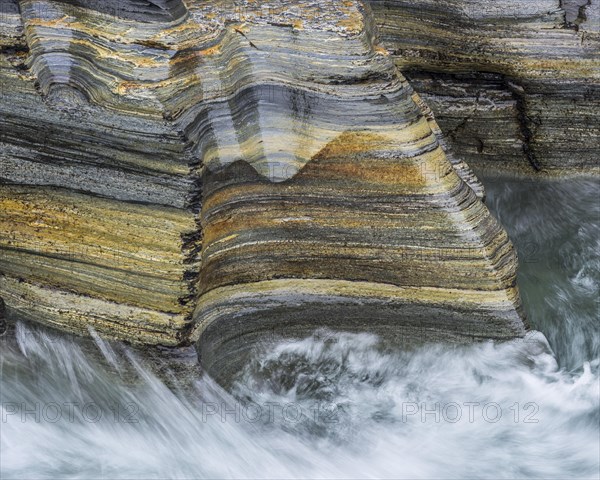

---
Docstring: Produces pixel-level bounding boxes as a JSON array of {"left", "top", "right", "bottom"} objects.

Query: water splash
[
  {"left": 1, "top": 176, "right": 599, "bottom": 479},
  {"left": 0, "top": 323, "right": 598, "bottom": 479}
]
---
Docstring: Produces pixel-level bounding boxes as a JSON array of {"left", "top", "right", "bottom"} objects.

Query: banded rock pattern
[
  {"left": 0, "top": 0, "right": 202, "bottom": 344},
  {"left": 368, "top": 0, "right": 600, "bottom": 174},
  {"left": 1, "top": 1, "right": 525, "bottom": 377}
]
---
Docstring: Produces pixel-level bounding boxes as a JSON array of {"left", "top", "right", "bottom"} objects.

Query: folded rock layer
[{"left": 1, "top": 1, "right": 526, "bottom": 376}]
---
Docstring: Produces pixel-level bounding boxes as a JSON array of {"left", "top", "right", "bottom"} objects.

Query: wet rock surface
[{"left": 0, "top": 1, "right": 550, "bottom": 371}]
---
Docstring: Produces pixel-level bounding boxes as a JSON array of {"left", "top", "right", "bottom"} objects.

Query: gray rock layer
[
  {"left": 369, "top": 0, "right": 600, "bottom": 174},
  {"left": 0, "top": 1, "right": 529, "bottom": 380}
]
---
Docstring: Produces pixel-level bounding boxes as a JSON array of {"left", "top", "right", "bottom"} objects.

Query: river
[{"left": 1, "top": 176, "right": 598, "bottom": 479}]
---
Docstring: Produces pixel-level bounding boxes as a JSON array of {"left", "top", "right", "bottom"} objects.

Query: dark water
[
  {"left": 484, "top": 176, "right": 600, "bottom": 371},
  {"left": 1, "top": 177, "right": 599, "bottom": 479}
]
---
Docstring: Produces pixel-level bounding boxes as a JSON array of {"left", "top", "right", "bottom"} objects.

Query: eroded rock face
[
  {"left": 0, "top": 1, "right": 525, "bottom": 374},
  {"left": 368, "top": 0, "right": 600, "bottom": 174}
]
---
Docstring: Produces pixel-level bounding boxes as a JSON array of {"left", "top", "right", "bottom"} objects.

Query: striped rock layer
[
  {"left": 0, "top": 1, "right": 526, "bottom": 378},
  {"left": 368, "top": 0, "right": 600, "bottom": 174}
]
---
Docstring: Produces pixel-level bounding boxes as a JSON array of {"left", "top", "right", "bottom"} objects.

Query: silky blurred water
[
  {"left": 484, "top": 176, "right": 600, "bottom": 371},
  {"left": 1, "top": 177, "right": 599, "bottom": 479}
]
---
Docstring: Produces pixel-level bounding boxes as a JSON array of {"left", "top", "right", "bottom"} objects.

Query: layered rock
[
  {"left": 368, "top": 0, "right": 600, "bottom": 174},
  {"left": 407, "top": 72, "right": 526, "bottom": 173},
  {"left": 0, "top": 0, "right": 201, "bottom": 344},
  {"left": 1, "top": 1, "right": 525, "bottom": 376}
]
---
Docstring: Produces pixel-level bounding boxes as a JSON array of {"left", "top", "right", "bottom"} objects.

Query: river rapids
[{"left": 1, "top": 177, "right": 598, "bottom": 479}]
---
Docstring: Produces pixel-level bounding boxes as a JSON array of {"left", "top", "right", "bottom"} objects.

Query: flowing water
[{"left": 1, "top": 177, "right": 599, "bottom": 479}]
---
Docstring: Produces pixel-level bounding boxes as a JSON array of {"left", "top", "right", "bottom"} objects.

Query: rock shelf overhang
[
  {"left": 369, "top": 0, "right": 600, "bottom": 174},
  {"left": 0, "top": 1, "right": 530, "bottom": 372}
]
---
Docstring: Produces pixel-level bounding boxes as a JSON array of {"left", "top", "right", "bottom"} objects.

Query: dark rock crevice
[{"left": 505, "top": 80, "right": 542, "bottom": 172}]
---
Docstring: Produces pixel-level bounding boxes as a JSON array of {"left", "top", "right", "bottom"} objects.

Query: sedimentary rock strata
[
  {"left": 369, "top": 0, "right": 600, "bottom": 174},
  {"left": 0, "top": 1, "right": 526, "bottom": 371}
]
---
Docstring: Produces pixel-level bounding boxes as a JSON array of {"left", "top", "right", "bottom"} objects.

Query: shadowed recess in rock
[{"left": 367, "top": 0, "right": 600, "bottom": 174}]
